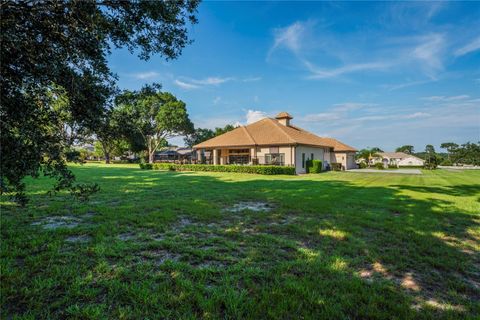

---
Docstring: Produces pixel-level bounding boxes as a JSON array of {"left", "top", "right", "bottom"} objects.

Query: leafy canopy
[{"left": 0, "top": 0, "right": 199, "bottom": 204}]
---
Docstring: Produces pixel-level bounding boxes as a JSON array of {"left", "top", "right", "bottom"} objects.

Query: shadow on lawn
[{"left": 7, "top": 166, "right": 478, "bottom": 319}]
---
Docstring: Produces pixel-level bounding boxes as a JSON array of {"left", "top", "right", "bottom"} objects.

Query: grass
[{"left": 1, "top": 163, "right": 479, "bottom": 319}]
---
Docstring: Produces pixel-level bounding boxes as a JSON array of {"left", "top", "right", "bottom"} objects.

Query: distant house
[
  {"left": 193, "top": 112, "right": 357, "bottom": 174},
  {"left": 373, "top": 152, "right": 424, "bottom": 167},
  {"left": 155, "top": 147, "right": 193, "bottom": 163}
]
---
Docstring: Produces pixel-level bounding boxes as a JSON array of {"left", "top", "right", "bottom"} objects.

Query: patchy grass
[{"left": 1, "top": 163, "right": 479, "bottom": 319}]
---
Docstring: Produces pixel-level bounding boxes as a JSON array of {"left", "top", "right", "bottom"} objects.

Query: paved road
[{"left": 347, "top": 169, "right": 422, "bottom": 175}]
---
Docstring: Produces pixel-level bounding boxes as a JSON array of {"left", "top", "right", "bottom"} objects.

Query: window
[
  {"left": 302, "top": 153, "right": 305, "bottom": 168},
  {"left": 229, "top": 155, "right": 249, "bottom": 164},
  {"left": 265, "top": 153, "right": 285, "bottom": 165},
  {"left": 311, "top": 153, "right": 314, "bottom": 160}
]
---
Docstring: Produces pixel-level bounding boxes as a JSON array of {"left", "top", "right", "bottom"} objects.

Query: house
[
  {"left": 193, "top": 112, "right": 357, "bottom": 174},
  {"left": 155, "top": 147, "right": 194, "bottom": 163},
  {"left": 372, "top": 152, "right": 424, "bottom": 167}
]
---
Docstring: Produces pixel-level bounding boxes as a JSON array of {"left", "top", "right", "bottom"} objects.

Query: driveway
[{"left": 347, "top": 169, "right": 422, "bottom": 174}]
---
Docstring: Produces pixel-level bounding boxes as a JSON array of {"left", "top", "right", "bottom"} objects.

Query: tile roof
[
  {"left": 275, "top": 111, "right": 293, "bottom": 119},
  {"left": 193, "top": 117, "right": 356, "bottom": 152}
]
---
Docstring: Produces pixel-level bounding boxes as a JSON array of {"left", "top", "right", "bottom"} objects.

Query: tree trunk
[
  {"left": 148, "top": 138, "right": 154, "bottom": 163},
  {"left": 101, "top": 141, "right": 110, "bottom": 164}
]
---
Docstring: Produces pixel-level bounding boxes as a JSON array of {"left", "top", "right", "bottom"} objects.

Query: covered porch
[{"left": 195, "top": 146, "right": 290, "bottom": 166}]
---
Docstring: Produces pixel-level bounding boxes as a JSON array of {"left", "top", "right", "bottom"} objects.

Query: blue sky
[{"left": 108, "top": 1, "right": 480, "bottom": 151}]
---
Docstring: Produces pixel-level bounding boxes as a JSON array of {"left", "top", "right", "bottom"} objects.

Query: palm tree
[{"left": 357, "top": 148, "right": 382, "bottom": 168}]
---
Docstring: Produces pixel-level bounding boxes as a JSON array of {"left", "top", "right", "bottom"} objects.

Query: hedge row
[{"left": 140, "top": 163, "right": 296, "bottom": 175}]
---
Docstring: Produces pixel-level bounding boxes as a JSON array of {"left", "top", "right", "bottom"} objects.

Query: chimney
[{"left": 275, "top": 112, "right": 293, "bottom": 126}]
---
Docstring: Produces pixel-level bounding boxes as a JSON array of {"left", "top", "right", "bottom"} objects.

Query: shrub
[
  {"left": 374, "top": 162, "right": 384, "bottom": 170},
  {"left": 311, "top": 160, "right": 323, "bottom": 173},
  {"left": 331, "top": 162, "right": 342, "bottom": 171},
  {"left": 388, "top": 164, "right": 398, "bottom": 169},
  {"left": 139, "top": 159, "right": 153, "bottom": 170},
  {"left": 440, "top": 159, "right": 453, "bottom": 166},
  {"left": 149, "top": 163, "right": 296, "bottom": 175},
  {"left": 305, "top": 160, "right": 312, "bottom": 173},
  {"left": 359, "top": 162, "right": 367, "bottom": 169}
]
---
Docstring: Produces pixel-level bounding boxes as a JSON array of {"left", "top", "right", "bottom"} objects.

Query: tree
[
  {"left": 356, "top": 148, "right": 382, "bottom": 168},
  {"left": 93, "top": 109, "right": 125, "bottom": 164},
  {"left": 116, "top": 85, "right": 194, "bottom": 163},
  {"left": 1, "top": 1, "right": 199, "bottom": 204},
  {"left": 440, "top": 142, "right": 459, "bottom": 162},
  {"left": 395, "top": 145, "right": 414, "bottom": 154},
  {"left": 450, "top": 142, "right": 480, "bottom": 165},
  {"left": 184, "top": 124, "right": 237, "bottom": 148},
  {"left": 424, "top": 144, "right": 438, "bottom": 169}
]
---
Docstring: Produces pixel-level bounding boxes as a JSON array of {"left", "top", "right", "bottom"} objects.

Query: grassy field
[{"left": 1, "top": 163, "right": 479, "bottom": 319}]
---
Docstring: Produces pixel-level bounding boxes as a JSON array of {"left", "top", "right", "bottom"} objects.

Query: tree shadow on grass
[{"left": 4, "top": 166, "right": 479, "bottom": 319}]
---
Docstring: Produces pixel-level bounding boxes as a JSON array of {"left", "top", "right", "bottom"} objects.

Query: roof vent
[{"left": 275, "top": 112, "right": 293, "bottom": 126}]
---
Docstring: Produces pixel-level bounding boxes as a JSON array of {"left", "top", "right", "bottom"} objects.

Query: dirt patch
[
  {"left": 400, "top": 272, "right": 421, "bottom": 291},
  {"left": 138, "top": 249, "right": 181, "bottom": 265},
  {"left": 196, "top": 260, "right": 229, "bottom": 269},
  {"left": 82, "top": 211, "right": 96, "bottom": 219},
  {"left": 226, "top": 201, "right": 274, "bottom": 213},
  {"left": 117, "top": 233, "right": 136, "bottom": 241},
  {"left": 65, "top": 235, "right": 91, "bottom": 243},
  {"left": 32, "top": 216, "right": 81, "bottom": 230}
]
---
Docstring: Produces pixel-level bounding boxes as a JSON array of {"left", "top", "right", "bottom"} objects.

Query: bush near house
[
  {"left": 331, "top": 163, "right": 342, "bottom": 171},
  {"left": 374, "top": 162, "right": 385, "bottom": 170},
  {"left": 142, "top": 163, "right": 296, "bottom": 175},
  {"left": 359, "top": 162, "right": 367, "bottom": 169},
  {"left": 388, "top": 164, "right": 398, "bottom": 169},
  {"left": 306, "top": 160, "right": 323, "bottom": 173}
]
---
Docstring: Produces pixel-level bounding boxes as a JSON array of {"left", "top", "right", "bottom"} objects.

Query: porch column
[
  {"left": 213, "top": 149, "right": 219, "bottom": 165},
  {"left": 196, "top": 150, "right": 202, "bottom": 163},
  {"left": 220, "top": 149, "right": 225, "bottom": 165}
]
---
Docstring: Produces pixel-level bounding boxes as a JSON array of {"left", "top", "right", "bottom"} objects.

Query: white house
[{"left": 373, "top": 152, "right": 424, "bottom": 167}]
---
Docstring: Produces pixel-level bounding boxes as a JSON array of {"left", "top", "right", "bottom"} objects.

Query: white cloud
[
  {"left": 403, "top": 112, "right": 431, "bottom": 119},
  {"left": 132, "top": 71, "right": 160, "bottom": 80},
  {"left": 242, "top": 77, "right": 262, "bottom": 82},
  {"left": 246, "top": 110, "right": 268, "bottom": 124},
  {"left": 173, "top": 76, "right": 239, "bottom": 89},
  {"left": 270, "top": 21, "right": 307, "bottom": 56},
  {"left": 305, "top": 61, "right": 390, "bottom": 79},
  {"left": 411, "top": 34, "right": 445, "bottom": 78},
  {"left": 174, "top": 79, "right": 199, "bottom": 90},
  {"left": 422, "top": 95, "right": 470, "bottom": 102},
  {"left": 302, "top": 112, "right": 342, "bottom": 122},
  {"left": 454, "top": 36, "right": 480, "bottom": 57}
]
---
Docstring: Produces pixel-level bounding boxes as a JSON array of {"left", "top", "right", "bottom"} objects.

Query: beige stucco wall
[
  {"left": 294, "top": 145, "right": 330, "bottom": 174},
  {"left": 334, "top": 152, "right": 357, "bottom": 170},
  {"left": 254, "top": 146, "right": 294, "bottom": 166},
  {"left": 398, "top": 157, "right": 424, "bottom": 166}
]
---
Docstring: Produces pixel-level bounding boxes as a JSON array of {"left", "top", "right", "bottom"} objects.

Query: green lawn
[{"left": 1, "top": 163, "right": 479, "bottom": 319}]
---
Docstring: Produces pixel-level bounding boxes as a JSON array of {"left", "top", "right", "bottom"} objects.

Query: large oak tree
[{"left": 1, "top": 0, "right": 199, "bottom": 204}]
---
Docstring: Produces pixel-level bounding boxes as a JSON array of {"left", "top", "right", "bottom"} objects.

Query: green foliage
[
  {"left": 374, "top": 162, "right": 385, "bottom": 170},
  {"left": 440, "top": 159, "right": 453, "bottom": 166},
  {"left": 395, "top": 145, "right": 414, "bottom": 154},
  {"left": 359, "top": 162, "right": 367, "bottom": 169},
  {"left": 145, "top": 163, "right": 296, "bottom": 175},
  {"left": 305, "top": 160, "right": 312, "bottom": 173},
  {"left": 1, "top": 1, "right": 199, "bottom": 204},
  {"left": 115, "top": 85, "right": 194, "bottom": 163},
  {"left": 388, "top": 164, "right": 398, "bottom": 169},
  {"left": 356, "top": 148, "right": 382, "bottom": 167},
  {"left": 424, "top": 144, "right": 438, "bottom": 170}
]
